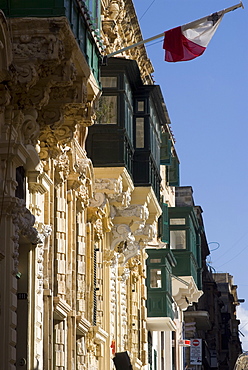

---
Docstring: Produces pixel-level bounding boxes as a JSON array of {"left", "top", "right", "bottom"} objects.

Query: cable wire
[
  {"left": 216, "top": 244, "right": 248, "bottom": 269},
  {"left": 139, "top": 0, "right": 157, "bottom": 21}
]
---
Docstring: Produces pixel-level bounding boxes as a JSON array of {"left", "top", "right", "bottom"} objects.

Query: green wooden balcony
[
  {"left": 0, "top": 0, "right": 102, "bottom": 82},
  {"left": 171, "top": 250, "right": 199, "bottom": 285},
  {"left": 160, "top": 205, "right": 202, "bottom": 290},
  {"left": 146, "top": 249, "right": 176, "bottom": 319}
]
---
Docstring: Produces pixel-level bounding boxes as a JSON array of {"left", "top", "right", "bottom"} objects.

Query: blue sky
[{"left": 133, "top": 0, "right": 248, "bottom": 350}]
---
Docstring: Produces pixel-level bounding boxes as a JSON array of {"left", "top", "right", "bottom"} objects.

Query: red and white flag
[{"left": 163, "top": 11, "right": 224, "bottom": 62}]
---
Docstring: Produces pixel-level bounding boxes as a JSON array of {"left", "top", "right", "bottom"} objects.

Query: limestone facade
[
  {"left": 0, "top": 8, "right": 101, "bottom": 369},
  {"left": 0, "top": 1, "right": 163, "bottom": 369}
]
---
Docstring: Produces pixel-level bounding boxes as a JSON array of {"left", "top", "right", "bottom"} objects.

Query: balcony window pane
[
  {"left": 124, "top": 75, "right": 132, "bottom": 103},
  {"left": 170, "top": 218, "right": 186, "bottom": 225},
  {"left": 96, "top": 96, "right": 117, "bottom": 124},
  {"left": 101, "top": 76, "right": 117, "bottom": 88},
  {"left": 137, "top": 101, "right": 145, "bottom": 112},
  {"left": 136, "top": 118, "right": 144, "bottom": 148},
  {"left": 125, "top": 97, "right": 133, "bottom": 140},
  {"left": 150, "top": 269, "right": 162, "bottom": 288},
  {"left": 150, "top": 259, "right": 161, "bottom": 263},
  {"left": 170, "top": 230, "right": 186, "bottom": 249}
]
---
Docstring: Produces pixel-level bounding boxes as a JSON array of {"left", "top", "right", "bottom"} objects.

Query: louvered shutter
[
  {"left": 168, "top": 156, "right": 180, "bottom": 186},
  {"left": 161, "top": 203, "right": 169, "bottom": 244},
  {"left": 160, "top": 132, "right": 172, "bottom": 165}
]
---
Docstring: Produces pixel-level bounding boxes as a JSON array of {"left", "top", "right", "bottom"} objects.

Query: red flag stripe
[{"left": 163, "top": 27, "right": 206, "bottom": 62}]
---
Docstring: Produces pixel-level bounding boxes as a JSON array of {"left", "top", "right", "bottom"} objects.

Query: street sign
[
  {"left": 190, "top": 338, "right": 202, "bottom": 365},
  {"left": 179, "top": 339, "right": 191, "bottom": 347}
]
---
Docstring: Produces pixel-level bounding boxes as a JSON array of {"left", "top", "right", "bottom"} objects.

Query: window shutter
[
  {"left": 168, "top": 156, "right": 180, "bottom": 186},
  {"left": 160, "top": 132, "right": 172, "bottom": 165},
  {"left": 161, "top": 203, "right": 169, "bottom": 244}
]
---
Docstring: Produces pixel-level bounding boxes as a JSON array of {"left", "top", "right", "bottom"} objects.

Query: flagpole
[
  {"left": 103, "top": 1, "right": 244, "bottom": 60},
  {"left": 223, "top": 1, "right": 244, "bottom": 14},
  {"left": 104, "top": 32, "right": 165, "bottom": 59}
]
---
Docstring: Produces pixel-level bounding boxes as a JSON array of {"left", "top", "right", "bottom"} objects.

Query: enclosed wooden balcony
[{"left": 146, "top": 248, "right": 177, "bottom": 330}]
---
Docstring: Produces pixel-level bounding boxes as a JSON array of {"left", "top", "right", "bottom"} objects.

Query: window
[
  {"left": 96, "top": 96, "right": 117, "bottom": 124},
  {"left": 137, "top": 100, "right": 145, "bottom": 112},
  {"left": 170, "top": 230, "right": 186, "bottom": 249},
  {"left": 101, "top": 76, "right": 117, "bottom": 88},
  {"left": 124, "top": 75, "right": 132, "bottom": 103},
  {"left": 170, "top": 218, "right": 186, "bottom": 225},
  {"left": 125, "top": 95, "right": 133, "bottom": 139},
  {"left": 15, "top": 166, "right": 26, "bottom": 200},
  {"left": 150, "top": 269, "right": 162, "bottom": 288},
  {"left": 148, "top": 331, "right": 153, "bottom": 367},
  {"left": 136, "top": 118, "right": 144, "bottom": 148},
  {"left": 123, "top": 76, "right": 133, "bottom": 138},
  {"left": 150, "top": 259, "right": 161, "bottom": 264}
]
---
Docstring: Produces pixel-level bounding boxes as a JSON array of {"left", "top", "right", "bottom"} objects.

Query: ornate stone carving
[
  {"left": 119, "top": 266, "right": 130, "bottom": 282},
  {"left": 94, "top": 177, "right": 131, "bottom": 211},
  {"left": 101, "top": 0, "right": 154, "bottom": 83},
  {"left": 7, "top": 17, "right": 100, "bottom": 166},
  {"left": 12, "top": 33, "right": 64, "bottom": 61},
  {"left": 11, "top": 199, "right": 51, "bottom": 274},
  {"left": 94, "top": 177, "right": 122, "bottom": 193},
  {"left": 14, "top": 63, "right": 39, "bottom": 89},
  {"left": 93, "top": 218, "right": 104, "bottom": 241},
  {"left": 36, "top": 222, "right": 52, "bottom": 245},
  {"left": 0, "top": 84, "right": 11, "bottom": 112},
  {"left": 133, "top": 222, "right": 156, "bottom": 242},
  {"left": 39, "top": 124, "right": 75, "bottom": 161},
  {"left": 22, "top": 109, "right": 40, "bottom": 145},
  {"left": 111, "top": 224, "right": 139, "bottom": 264},
  {"left": 53, "top": 150, "right": 70, "bottom": 186},
  {"left": 90, "top": 193, "right": 107, "bottom": 209},
  {"left": 103, "top": 250, "right": 116, "bottom": 265},
  {"left": 114, "top": 204, "right": 149, "bottom": 220}
]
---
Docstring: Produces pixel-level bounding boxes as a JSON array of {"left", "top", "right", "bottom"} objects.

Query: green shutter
[
  {"left": 86, "top": 34, "right": 93, "bottom": 67},
  {"left": 161, "top": 203, "right": 169, "bottom": 244},
  {"left": 160, "top": 132, "right": 172, "bottom": 165},
  {"left": 168, "top": 156, "right": 180, "bottom": 186}
]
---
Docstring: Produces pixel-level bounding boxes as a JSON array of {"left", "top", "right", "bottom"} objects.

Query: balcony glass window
[
  {"left": 136, "top": 118, "right": 144, "bottom": 148},
  {"left": 125, "top": 97, "right": 133, "bottom": 140},
  {"left": 170, "top": 230, "right": 186, "bottom": 249},
  {"left": 124, "top": 75, "right": 132, "bottom": 103},
  {"left": 101, "top": 76, "right": 117, "bottom": 88},
  {"left": 150, "top": 259, "right": 161, "bottom": 263},
  {"left": 124, "top": 75, "right": 133, "bottom": 139},
  {"left": 170, "top": 218, "right": 186, "bottom": 225},
  {"left": 137, "top": 101, "right": 145, "bottom": 112},
  {"left": 150, "top": 269, "right": 162, "bottom": 288},
  {"left": 96, "top": 96, "right": 117, "bottom": 124}
]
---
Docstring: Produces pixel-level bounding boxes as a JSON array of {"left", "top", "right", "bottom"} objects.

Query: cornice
[
  {"left": 53, "top": 297, "right": 72, "bottom": 320},
  {"left": 172, "top": 275, "right": 203, "bottom": 310}
]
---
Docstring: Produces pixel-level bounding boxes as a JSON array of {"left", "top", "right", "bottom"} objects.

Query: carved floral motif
[
  {"left": 11, "top": 199, "right": 51, "bottom": 274},
  {"left": 22, "top": 108, "right": 40, "bottom": 145}
]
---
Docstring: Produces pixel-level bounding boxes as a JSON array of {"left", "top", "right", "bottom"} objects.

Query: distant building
[{"left": 213, "top": 273, "right": 242, "bottom": 370}]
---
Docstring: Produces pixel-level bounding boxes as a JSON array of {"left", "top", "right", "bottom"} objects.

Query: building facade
[{"left": 0, "top": 1, "right": 243, "bottom": 369}]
